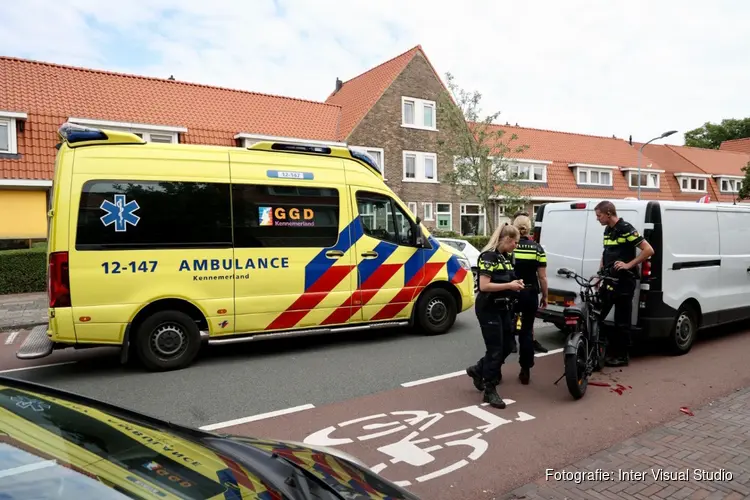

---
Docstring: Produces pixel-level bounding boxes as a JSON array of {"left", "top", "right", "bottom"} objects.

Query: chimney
[
  {"left": 334, "top": 77, "right": 343, "bottom": 93},
  {"left": 629, "top": 135, "right": 632, "bottom": 145},
  {"left": 168, "top": 75, "right": 175, "bottom": 81}
]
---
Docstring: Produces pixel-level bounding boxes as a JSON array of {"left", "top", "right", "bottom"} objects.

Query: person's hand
[
  {"left": 539, "top": 296, "right": 548, "bottom": 308},
  {"left": 509, "top": 280, "right": 525, "bottom": 291},
  {"left": 614, "top": 260, "right": 632, "bottom": 271}
]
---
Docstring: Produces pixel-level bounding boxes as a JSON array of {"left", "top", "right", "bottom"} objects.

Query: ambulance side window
[
  {"left": 231, "top": 184, "right": 340, "bottom": 248},
  {"left": 356, "top": 191, "right": 415, "bottom": 246},
  {"left": 75, "top": 180, "right": 232, "bottom": 250}
]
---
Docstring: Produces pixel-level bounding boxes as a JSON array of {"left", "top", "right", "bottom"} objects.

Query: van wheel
[
  {"left": 135, "top": 310, "right": 201, "bottom": 371},
  {"left": 668, "top": 305, "right": 697, "bottom": 355},
  {"left": 416, "top": 288, "right": 456, "bottom": 335}
]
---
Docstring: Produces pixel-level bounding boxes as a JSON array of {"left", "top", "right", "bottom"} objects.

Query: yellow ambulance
[{"left": 17, "top": 123, "right": 474, "bottom": 371}]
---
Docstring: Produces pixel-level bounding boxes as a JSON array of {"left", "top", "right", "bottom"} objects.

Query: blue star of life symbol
[
  {"left": 100, "top": 194, "right": 140, "bottom": 232},
  {"left": 11, "top": 395, "right": 50, "bottom": 412}
]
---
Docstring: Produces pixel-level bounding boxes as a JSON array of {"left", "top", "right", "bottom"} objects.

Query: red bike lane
[{"left": 212, "top": 325, "right": 750, "bottom": 499}]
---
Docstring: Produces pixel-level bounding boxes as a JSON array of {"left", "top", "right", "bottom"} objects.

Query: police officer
[
  {"left": 511, "top": 215, "right": 548, "bottom": 384},
  {"left": 465, "top": 223, "right": 525, "bottom": 409},
  {"left": 594, "top": 200, "right": 654, "bottom": 367}
]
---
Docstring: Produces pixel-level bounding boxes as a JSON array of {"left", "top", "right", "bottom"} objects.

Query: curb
[{"left": 0, "top": 321, "right": 48, "bottom": 333}]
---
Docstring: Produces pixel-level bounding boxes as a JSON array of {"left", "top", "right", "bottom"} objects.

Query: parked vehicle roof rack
[
  {"left": 57, "top": 122, "right": 146, "bottom": 147},
  {"left": 247, "top": 141, "right": 384, "bottom": 179}
]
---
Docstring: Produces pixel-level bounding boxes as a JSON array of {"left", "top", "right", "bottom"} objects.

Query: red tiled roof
[
  {"left": 665, "top": 145, "right": 749, "bottom": 203},
  {"left": 634, "top": 143, "right": 720, "bottom": 202},
  {"left": 719, "top": 137, "right": 750, "bottom": 153},
  {"left": 478, "top": 124, "right": 675, "bottom": 201},
  {"left": 325, "top": 45, "right": 434, "bottom": 142},
  {"left": 0, "top": 56, "right": 342, "bottom": 180}
]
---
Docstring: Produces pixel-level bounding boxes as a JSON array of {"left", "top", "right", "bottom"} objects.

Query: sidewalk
[
  {"left": 502, "top": 387, "right": 750, "bottom": 500},
  {"left": 0, "top": 292, "right": 47, "bottom": 331}
]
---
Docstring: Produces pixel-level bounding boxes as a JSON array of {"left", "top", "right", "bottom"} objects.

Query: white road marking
[
  {"left": 199, "top": 403, "right": 316, "bottom": 431},
  {"left": 0, "top": 362, "right": 77, "bottom": 374},
  {"left": 400, "top": 348, "right": 564, "bottom": 387},
  {"left": 4, "top": 331, "right": 19, "bottom": 345},
  {"left": 0, "top": 460, "right": 59, "bottom": 479}
]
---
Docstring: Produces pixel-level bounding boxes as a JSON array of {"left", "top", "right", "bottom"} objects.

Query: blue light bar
[
  {"left": 349, "top": 148, "right": 382, "bottom": 175},
  {"left": 271, "top": 143, "right": 331, "bottom": 154},
  {"left": 58, "top": 123, "right": 108, "bottom": 143}
]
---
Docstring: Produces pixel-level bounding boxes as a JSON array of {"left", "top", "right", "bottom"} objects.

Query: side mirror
[
  {"left": 557, "top": 267, "right": 573, "bottom": 277},
  {"left": 411, "top": 220, "right": 424, "bottom": 247}
]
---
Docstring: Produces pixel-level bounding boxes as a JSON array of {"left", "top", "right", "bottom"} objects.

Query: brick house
[{"left": 325, "top": 45, "right": 471, "bottom": 236}]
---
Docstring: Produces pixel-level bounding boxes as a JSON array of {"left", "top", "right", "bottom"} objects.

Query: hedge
[{"left": 0, "top": 246, "right": 47, "bottom": 295}]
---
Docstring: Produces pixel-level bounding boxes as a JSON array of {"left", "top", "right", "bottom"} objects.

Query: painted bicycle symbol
[{"left": 303, "top": 400, "right": 535, "bottom": 487}]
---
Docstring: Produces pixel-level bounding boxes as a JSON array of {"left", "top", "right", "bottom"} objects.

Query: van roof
[
  {"left": 543, "top": 199, "right": 750, "bottom": 210},
  {"left": 55, "top": 122, "right": 384, "bottom": 179}
]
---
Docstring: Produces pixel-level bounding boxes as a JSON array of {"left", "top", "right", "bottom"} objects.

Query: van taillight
[
  {"left": 641, "top": 259, "right": 651, "bottom": 278},
  {"left": 49, "top": 251, "right": 71, "bottom": 308},
  {"left": 570, "top": 202, "right": 586, "bottom": 209}
]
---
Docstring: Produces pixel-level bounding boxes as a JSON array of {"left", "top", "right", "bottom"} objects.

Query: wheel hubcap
[
  {"left": 675, "top": 313, "right": 693, "bottom": 347},
  {"left": 151, "top": 324, "right": 187, "bottom": 358},
  {"left": 426, "top": 298, "right": 448, "bottom": 324}
]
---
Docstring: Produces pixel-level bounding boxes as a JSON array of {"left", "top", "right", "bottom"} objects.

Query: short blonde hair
[
  {"left": 513, "top": 215, "right": 532, "bottom": 236},
  {"left": 482, "top": 223, "right": 520, "bottom": 252}
]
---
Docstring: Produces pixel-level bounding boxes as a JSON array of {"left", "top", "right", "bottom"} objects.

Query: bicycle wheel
[{"left": 564, "top": 335, "right": 589, "bottom": 400}]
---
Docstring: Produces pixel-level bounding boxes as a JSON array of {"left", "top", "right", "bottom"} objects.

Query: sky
[{"left": 1, "top": 0, "right": 748, "bottom": 146}]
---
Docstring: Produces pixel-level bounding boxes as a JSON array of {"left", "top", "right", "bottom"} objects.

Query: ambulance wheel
[
  {"left": 135, "top": 310, "right": 201, "bottom": 372},
  {"left": 416, "top": 288, "right": 456, "bottom": 335}
]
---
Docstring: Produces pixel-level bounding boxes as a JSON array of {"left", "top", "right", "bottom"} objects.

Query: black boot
[
  {"left": 466, "top": 365, "right": 483, "bottom": 391},
  {"left": 533, "top": 340, "right": 548, "bottom": 353},
  {"left": 519, "top": 368, "right": 530, "bottom": 385},
  {"left": 482, "top": 382, "right": 506, "bottom": 409}
]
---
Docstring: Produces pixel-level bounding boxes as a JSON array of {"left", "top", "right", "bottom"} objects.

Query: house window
[
  {"left": 719, "top": 178, "right": 743, "bottom": 193},
  {"left": 423, "top": 202, "right": 434, "bottom": 221},
  {"left": 407, "top": 202, "right": 417, "bottom": 217},
  {"left": 532, "top": 204, "right": 543, "bottom": 220},
  {"left": 0, "top": 111, "right": 26, "bottom": 155},
  {"left": 460, "top": 203, "right": 486, "bottom": 236},
  {"left": 403, "top": 151, "right": 438, "bottom": 182},
  {"left": 510, "top": 162, "right": 547, "bottom": 183},
  {"left": 401, "top": 97, "right": 437, "bottom": 130},
  {"left": 350, "top": 146, "right": 385, "bottom": 177},
  {"left": 628, "top": 172, "right": 660, "bottom": 189},
  {"left": 676, "top": 175, "right": 707, "bottom": 192},
  {"left": 436, "top": 203, "right": 452, "bottom": 230},
  {"left": 576, "top": 167, "right": 612, "bottom": 186},
  {"left": 67, "top": 118, "right": 183, "bottom": 144}
]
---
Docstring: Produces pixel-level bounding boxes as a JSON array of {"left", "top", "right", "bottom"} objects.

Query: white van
[{"left": 534, "top": 199, "right": 750, "bottom": 354}]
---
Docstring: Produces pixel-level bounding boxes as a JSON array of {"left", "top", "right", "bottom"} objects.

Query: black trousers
[
  {"left": 474, "top": 305, "right": 514, "bottom": 386},
  {"left": 515, "top": 289, "right": 537, "bottom": 370},
  {"left": 598, "top": 276, "right": 636, "bottom": 357}
]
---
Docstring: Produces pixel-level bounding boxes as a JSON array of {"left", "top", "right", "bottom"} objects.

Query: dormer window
[
  {"left": 569, "top": 163, "right": 616, "bottom": 187},
  {"left": 674, "top": 173, "right": 710, "bottom": 193},
  {"left": 0, "top": 110, "right": 27, "bottom": 155},
  {"left": 716, "top": 175, "right": 743, "bottom": 193},
  {"left": 621, "top": 168, "right": 663, "bottom": 189},
  {"left": 507, "top": 159, "right": 549, "bottom": 183}
]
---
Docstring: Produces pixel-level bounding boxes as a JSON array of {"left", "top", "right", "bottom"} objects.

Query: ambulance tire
[
  {"left": 135, "top": 310, "right": 202, "bottom": 372},
  {"left": 415, "top": 288, "right": 457, "bottom": 336}
]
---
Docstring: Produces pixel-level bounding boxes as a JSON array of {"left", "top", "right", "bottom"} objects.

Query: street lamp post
[{"left": 637, "top": 130, "right": 678, "bottom": 200}]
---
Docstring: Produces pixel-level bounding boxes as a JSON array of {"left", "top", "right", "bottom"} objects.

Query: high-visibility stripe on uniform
[{"left": 266, "top": 219, "right": 363, "bottom": 331}]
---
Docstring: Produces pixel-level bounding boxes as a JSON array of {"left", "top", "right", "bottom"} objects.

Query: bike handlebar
[{"left": 555, "top": 267, "right": 619, "bottom": 288}]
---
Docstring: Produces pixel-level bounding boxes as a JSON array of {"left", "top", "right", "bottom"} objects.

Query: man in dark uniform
[{"left": 594, "top": 200, "right": 655, "bottom": 367}]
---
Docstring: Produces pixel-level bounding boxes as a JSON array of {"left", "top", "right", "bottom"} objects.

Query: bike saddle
[{"left": 562, "top": 306, "right": 584, "bottom": 319}]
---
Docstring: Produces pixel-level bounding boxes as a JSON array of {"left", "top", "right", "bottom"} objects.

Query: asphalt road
[{"left": 0, "top": 312, "right": 565, "bottom": 429}]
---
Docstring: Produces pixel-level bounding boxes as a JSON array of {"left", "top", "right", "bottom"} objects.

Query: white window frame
[
  {"left": 423, "top": 202, "right": 434, "bottom": 221},
  {"left": 569, "top": 163, "right": 617, "bottom": 187},
  {"left": 460, "top": 203, "right": 487, "bottom": 236},
  {"left": 348, "top": 146, "right": 386, "bottom": 179},
  {"left": 621, "top": 168, "right": 664, "bottom": 189},
  {"left": 0, "top": 111, "right": 27, "bottom": 155},
  {"left": 403, "top": 150, "right": 438, "bottom": 183},
  {"left": 436, "top": 202, "right": 452, "bottom": 231},
  {"left": 69, "top": 117, "right": 187, "bottom": 144},
  {"left": 674, "top": 172, "right": 710, "bottom": 193},
  {"left": 407, "top": 202, "right": 417, "bottom": 218},
  {"left": 401, "top": 96, "right": 437, "bottom": 131},
  {"left": 715, "top": 175, "right": 743, "bottom": 194},
  {"left": 507, "top": 159, "right": 550, "bottom": 183}
]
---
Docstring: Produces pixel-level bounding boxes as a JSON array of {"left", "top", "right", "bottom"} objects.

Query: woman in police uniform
[{"left": 465, "top": 224, "right": 525, "bottom": 409}]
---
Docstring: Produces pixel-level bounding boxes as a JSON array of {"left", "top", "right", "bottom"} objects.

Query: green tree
[
  {"left": 436, "top": 72, "right": 531, "bottom": 235},
  {"left": 738, "top": 160, "right": 750, "bottom": 201},
  {"left": 683, "top": 118, "right": 750, "bottom": 149}
]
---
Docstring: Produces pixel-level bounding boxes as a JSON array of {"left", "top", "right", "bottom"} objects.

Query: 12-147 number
[{"left": 102, "top": 261, "right": 158, "bottom": 274}]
